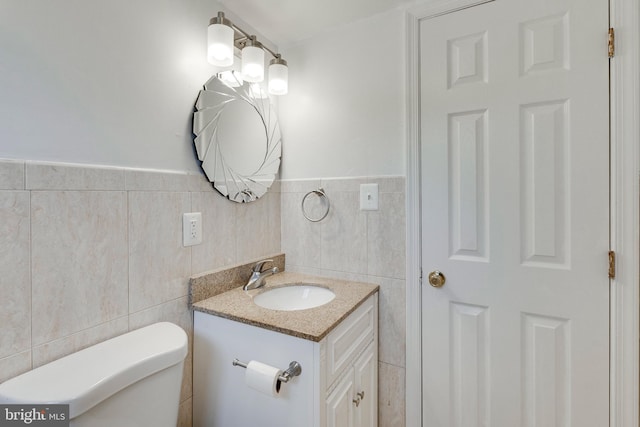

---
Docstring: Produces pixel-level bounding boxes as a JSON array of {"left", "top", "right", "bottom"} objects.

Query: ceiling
[{"left": 218, "top": 0, "right": 417, "bottom": 47}]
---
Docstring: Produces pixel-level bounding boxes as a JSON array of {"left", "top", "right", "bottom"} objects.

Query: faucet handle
[{"left": 252, "top": 259, "right": 273, "bottom": 272}]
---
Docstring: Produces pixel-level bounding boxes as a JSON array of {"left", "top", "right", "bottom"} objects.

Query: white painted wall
[
  {"left": 278, "top": 9, "right": 406, "bottom": 179},
  {"left": 1, "top": 2, "right": 405, "bottom": 178},
  {"left": 0, "top": 0, "right": 255, "bottom": 172}
]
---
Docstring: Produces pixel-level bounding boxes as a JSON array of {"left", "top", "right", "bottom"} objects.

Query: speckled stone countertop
[{"left": 191, "top": 272, "right": 379, "bottom": 342}]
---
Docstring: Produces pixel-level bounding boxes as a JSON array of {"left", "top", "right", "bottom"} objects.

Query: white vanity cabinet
[{"left": 193, "top": 293, "right": 378, "bottom": 427}]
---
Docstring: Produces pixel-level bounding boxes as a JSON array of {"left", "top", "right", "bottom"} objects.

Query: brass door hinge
[
  {"left": 608, "top": 250, "right": 616, "bottom": 279},
  {"left": 608, "top": 28, "right": 615, "bottom": 58}
]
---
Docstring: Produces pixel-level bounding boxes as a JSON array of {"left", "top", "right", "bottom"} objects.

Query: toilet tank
[{"left": 0, "top": 322, "right": 188, "bottom": 427}]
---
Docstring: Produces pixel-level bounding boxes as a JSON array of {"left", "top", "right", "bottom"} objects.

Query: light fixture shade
[
  {"left": 207, "top": 23, "right": 234, "bottom": 66},
  {"left": 268, "top": 60, "right": 288, "bottom": 95},
  {"left": 242, "top": 45, "right": 265, "bottom": 82}
]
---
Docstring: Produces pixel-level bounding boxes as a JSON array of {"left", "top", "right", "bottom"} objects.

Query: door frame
[{"left": 405, "top": 0, "right": 640, "bottom": 426}]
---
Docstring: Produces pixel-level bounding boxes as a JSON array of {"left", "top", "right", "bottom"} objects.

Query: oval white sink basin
[{"left": 253, "top": 285, "right": 336, "bottom": 311}]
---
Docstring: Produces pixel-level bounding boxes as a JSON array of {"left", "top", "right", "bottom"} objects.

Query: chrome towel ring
[{"left": 301, "top": 188, "right": 330, "bottom": 222}]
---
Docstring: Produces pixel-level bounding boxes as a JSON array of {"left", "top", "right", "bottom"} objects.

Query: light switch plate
[
  {"left": 360, "top": 183, "right": 379, "bottom": 211},
  {"left": 183, "top": 212, "right": 203, "bottom": 246}
]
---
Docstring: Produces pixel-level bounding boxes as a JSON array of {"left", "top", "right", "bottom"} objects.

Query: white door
[{"left": 420, "top": 0, "right": 610, "bottom": 426}]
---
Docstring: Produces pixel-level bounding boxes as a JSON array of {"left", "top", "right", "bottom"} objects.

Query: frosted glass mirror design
[{"left": 193, "top": 72, "right": 281, "bottom": 203}]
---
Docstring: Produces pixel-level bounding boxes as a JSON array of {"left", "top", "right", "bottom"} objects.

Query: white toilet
[{"left": 0, "top": 322, "right": 188, "bottom": 426}]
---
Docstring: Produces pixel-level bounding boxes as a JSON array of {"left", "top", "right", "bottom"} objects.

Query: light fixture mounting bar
[{"left": 212, "top": 12, "right": 282, "bottom": 60}]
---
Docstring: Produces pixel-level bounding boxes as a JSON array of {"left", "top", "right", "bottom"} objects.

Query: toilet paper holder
[{"left": 232, "top": 358, "right": 302, "bottom": 383}]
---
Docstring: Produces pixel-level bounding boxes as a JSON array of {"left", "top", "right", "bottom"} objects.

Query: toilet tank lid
[{"left": 0, "top": 322, "right": 188, "bottom": 418}]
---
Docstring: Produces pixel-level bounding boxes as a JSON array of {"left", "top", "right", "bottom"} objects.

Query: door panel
[
  {"left": 520, "top": 100, "right": 569, "bottom": 268},
  {"left": 448, "top": 109, "right": 488, "bottom": 261},
  {"left": 420, "top": 0, "right": 610, "bottom": 426},
  {"left": 521, "top": 313, "right": 571, "bottom": 427},
  {"left": 450, "top": 302, "right": 490, "bottom": 427}
]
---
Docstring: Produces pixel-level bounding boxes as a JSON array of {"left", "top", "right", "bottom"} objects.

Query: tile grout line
[
  {"left": 378, "top": 360, "right": 407, "bottom": 370},
  {"left": 28, "top": 184, "right": 33, "bottom": 370},
  {"left": 31, "top": 315, "right": 130, "bottom": 350},
  {"left": 126, "top": 188, "right": 131, "bottom": 332}
]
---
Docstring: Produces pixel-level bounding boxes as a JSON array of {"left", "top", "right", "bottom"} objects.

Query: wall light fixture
[{"left": 207, "top": 11, "right": 288, "bottom": 95}]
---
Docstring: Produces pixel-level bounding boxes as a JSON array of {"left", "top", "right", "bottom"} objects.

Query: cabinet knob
[{"left": 352, "top": 391, "right": 365, "bottom": 407}]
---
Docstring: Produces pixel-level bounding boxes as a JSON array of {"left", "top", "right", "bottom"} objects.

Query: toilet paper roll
[{"left": 245, "top": 361, "right": 283, "bottom": 397}]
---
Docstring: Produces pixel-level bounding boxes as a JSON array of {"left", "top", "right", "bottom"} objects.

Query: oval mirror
[{"left": 193, "top": 71, "right": 281, "bottom": 203}]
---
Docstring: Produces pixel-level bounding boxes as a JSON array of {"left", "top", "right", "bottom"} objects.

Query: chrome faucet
[{"left": 243, "top": 259, "right": 279, "bottom": 291}]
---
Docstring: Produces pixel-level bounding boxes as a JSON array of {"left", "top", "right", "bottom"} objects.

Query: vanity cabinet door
[
  {"left": 322, "top": 293, "right": 378, "bottom": 427},
  {"left": 325, "top": 297, "right": 376, "bottom": 388},
  {"left": 353, "top": 343, "right": 377, "bottom": 427},
  {"left": 326, "top": 367, "right": 355, "bottom": 427}
]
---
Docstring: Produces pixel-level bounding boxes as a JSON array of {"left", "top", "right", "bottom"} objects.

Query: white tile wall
[
  {"left": 371, "top": 276, "right": 406, "bottom": 369},
  {"left": 0, "top": 159, "right": 282, "bottom": 427},
  {"left": 31, "top": 190, "right": 129, "bottom": 345},
  {"left": 128, "top": 191, "right": 191, "bottom": 313},
  {"left": 0, "top": 162, "right": 406, "bottom": 427},
  {"left": 0, "top": 351, "right": 31, "bottom": 384},
  {"left": 191, "top": 191, "right": 237, "bottom": 273},
  {"left": 379, "top": 361, "right": 407, "bottom": 426},
  {"left": 0, "top": 160, "right": 25, "bottom": 190},
  {"left": 235, "top": 192, "right": 281, "bottom": 260},
  {"left": 368, "top": 192, "right": 406, "bottom": 279},
  {"left": 281, "top": 187, "right": 322, "bottom": 268},
  {"left": 25, "top": 161, "right": 125, "bottom": 190},
  {"left": 0, "top": 191, "right": 30, "bottom": 360},
  {"left": 32, "top": 317, "right": 129, "bottom": 368},
  {"left": 280, "top": 176, "right": 407, "bottom": 426},
  {"left": 321, "top": 190, "right": 368, "bottom": 274}
]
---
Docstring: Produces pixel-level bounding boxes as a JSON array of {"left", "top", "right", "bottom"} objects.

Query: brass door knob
[{"left": 428, "top": 271, "right": 446, "bottom": 287}]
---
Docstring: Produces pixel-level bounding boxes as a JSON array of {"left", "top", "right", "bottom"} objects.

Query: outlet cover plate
[{"left": 183, "top": 212, "right": 203, "bottom": 246}]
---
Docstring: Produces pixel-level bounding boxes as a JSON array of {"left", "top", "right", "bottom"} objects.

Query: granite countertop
[{"left": 191, "top": 271, "right": 379, "bottom": 342}]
